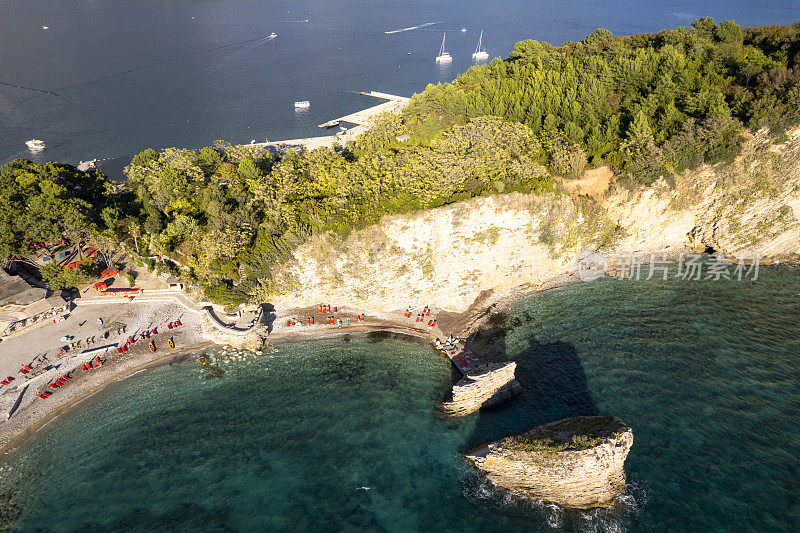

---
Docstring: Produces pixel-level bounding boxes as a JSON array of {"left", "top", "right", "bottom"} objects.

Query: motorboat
[
  {"left": 461, "top": 27, "right": 467, "bottom": 32},
  {"left": 294, "top": 100, "right": 310, "bottom": 109},
  {"left": 26, "top": 139, "right": 45, "bottom": 150},
  {"left": 270, "top": 32, "right": 277, "bottom": 38}
]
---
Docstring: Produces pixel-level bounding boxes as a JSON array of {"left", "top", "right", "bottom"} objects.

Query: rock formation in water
[
  {"left": 441, "top": 362, "right": 521, "bottom": 416},
  {"left": 464, "top": 416, "right": 633, "bottom": 509}
]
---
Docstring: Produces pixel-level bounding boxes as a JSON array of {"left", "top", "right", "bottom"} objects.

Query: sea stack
[
  {"left": 464, "top": 416, "right": 633, "bottom": 509},
  {"left": 440, "top": 362, "right": 522, "bottom": 416}
]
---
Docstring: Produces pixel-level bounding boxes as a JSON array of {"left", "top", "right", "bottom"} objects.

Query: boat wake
[
  {"left": 0, "top": 79, "right": 64, "bottom": 98},
  {"left": 385, "top": 22, "right": 436, "bottom": 35},
  {"left": 54, "top": 33, "right": 279, "bottom": 93}
]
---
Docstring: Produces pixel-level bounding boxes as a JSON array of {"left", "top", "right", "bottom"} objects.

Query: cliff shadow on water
[{"left": 460, "top": 310, "right": 599, "bottom": 448}]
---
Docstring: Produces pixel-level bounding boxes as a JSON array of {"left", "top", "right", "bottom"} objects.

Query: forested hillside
[
  {"left": 2, "top": 18, "right": 798, "bottom": 306},
  {"left": 406, "top": 18, "right": 800, "bottom": 183},
  {"left": 120, "top": 117, "right": 551, "bottom": 304},
  {"left": 0, "top": 160, "right": 111, "bottom": 256}
]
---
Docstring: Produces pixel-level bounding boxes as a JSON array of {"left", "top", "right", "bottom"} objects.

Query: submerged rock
[{"left": 464, "top": 416, "right": 633, "bottom": 509}]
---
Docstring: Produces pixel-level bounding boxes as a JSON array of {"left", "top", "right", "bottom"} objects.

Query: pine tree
[{"left": 626, "top": 110, "right": 654, "bottom": 150}]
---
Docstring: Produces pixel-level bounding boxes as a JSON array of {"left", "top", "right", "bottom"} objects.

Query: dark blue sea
[
  {"left": 2, "top": 264, "right": 799, "bottom": 531},
  {"left": 1, "top": 0, "right": 798, "bottom": 176}
]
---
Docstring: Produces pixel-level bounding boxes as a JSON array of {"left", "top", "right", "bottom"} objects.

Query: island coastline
[{"left": 0, "top": 270, "right": 579, "bottom": 461}]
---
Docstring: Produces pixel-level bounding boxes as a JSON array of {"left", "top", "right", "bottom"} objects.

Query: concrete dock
[
  {"left": 436, "top": 338, "right": 485, "bottom": 375},
  {"left": 319, "top": 92, "right": 410, "bottom": 128},
  {"left": 248, "top": 91, "right": 409, "bottom": 153}
]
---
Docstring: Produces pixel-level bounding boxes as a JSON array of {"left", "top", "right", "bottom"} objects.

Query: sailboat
[
  {"left": 472, "top": 29, "right": 489, "bottom": 60},
  {"left": 435, "top": 33, "right": 452, "bottom": 62}
]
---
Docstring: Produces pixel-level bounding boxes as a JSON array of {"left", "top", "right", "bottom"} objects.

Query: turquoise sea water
[{"left": 2, "top": 265, "right": 799, "bottom": 531}]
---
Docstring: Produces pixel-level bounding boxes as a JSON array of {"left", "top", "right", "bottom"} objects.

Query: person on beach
[
  {"left": 346, "top": 316, "right": 351, "bottom": 326},
  {"left": 337, "top": 318, "right": 342, "bottom": 328}
]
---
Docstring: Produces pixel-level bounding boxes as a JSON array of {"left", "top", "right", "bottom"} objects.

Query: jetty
[
  {"left": 436, "top": 338, "right": 485, "bottom": 374},
  {"left": 434, "top": 331, "right": 521, "bottom": 417},
  {"left": 319, "top": 91, "right": 410, "bottom": 128},
  {"left": 249, "top": 91, "right": 410, "bottom": 153}
]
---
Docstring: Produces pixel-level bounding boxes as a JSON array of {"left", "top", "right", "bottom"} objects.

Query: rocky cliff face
[
  {"left": 465, "top": 416, "right": 633, "bottom": 509},
  {"left": 271, "top": 129, "right": 800, "bottom": 313},
  {"left": 441, "top": 362, "right": 522, "bottom": 416}
]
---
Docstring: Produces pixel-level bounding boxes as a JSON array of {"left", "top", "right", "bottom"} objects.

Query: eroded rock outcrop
[
  {"left": 465, "top": 416, "right": 633, "bottom": 509},
  {"left": 270, "top": 129, "right": 800, "bottom": 313},
  {"left": 440, "top": 362, "right": 521, "bottom": 416}
]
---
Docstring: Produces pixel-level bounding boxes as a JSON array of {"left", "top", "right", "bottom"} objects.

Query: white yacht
[
  {"left": 472, "top": 29, "right": 489, "bottom": 60},
  {"left": 42, "top": 26, "right": 49, "bottom": 30},
  {"left": 461, "top": 27, "right": 467, "bottom": 32},
  {"left": 435, "top": 33, "right": 452, "bottom": 63},
  {"left": 25, "top": 139, "right": 45, "bottom": 150},
  {"left": 294, "top": 100, "right": 310, "bottom": 109},
  {"left": 269, "top": 32, "right": 277, "bottom": 38}
]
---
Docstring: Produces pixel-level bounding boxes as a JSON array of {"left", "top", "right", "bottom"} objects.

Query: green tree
[
  {"left": 40, "top": 261, "right": 89, "bottom": 291},
  {"left": 626, "top": 110, "right": 655, "bottom": 150}
]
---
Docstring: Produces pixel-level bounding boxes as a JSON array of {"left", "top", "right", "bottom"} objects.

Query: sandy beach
[
  {"left": 0, "top": 272, "right": 576, "bottom": 459},
  {"left": 0, "top": 299, "right": 211, "bottom": 458}
]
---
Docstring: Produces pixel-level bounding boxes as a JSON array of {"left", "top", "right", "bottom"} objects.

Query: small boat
[
  {"left": 435, "top": 33, "right": 452, "bottom": 62},
  {"left": 269, "top": 32, "right": 277, "bottom": 38},
  {"left": 42, "top": 26, "right": 49, "bottom": 30},
  {"left": 461, "top": 27, "right": 467, "bottom": 32},
  {"left": 294, "top": 100, "right": 310, "bottom": 109},
  {"left": 319, "top": 119, "right": 341, "bottom": 128},
  {"left": 26, "top": 139, "right": 45, "bottom": 150},
  {"left": 472, "top": 29, "right": 489, "bottom": 60}
]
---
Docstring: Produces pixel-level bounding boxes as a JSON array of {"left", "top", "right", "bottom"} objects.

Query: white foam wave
[
  {"left": 543, "top": 502, "right": 563, "bottom": 528},
  {"left": 117, "top": 369, "right": 145, "bottom": 381},
  {"left": 384, "top": 22, "right": 436, "bottom": 35}
]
